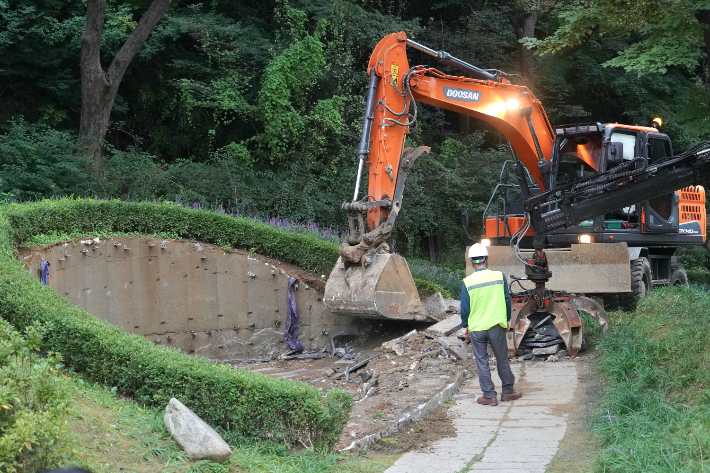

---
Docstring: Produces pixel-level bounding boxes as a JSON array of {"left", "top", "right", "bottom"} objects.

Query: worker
[{"left": 461, "top": 243, "right": 522, "bottom": 406}]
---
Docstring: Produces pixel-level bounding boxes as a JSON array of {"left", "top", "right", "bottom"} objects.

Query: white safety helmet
[{"left": 468, "top": 243, "right": 489, "bottom": 263}]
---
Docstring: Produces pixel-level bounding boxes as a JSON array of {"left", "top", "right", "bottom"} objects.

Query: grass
[
  {"left": 59, "top": 373, "right": 394, "bottom": 473},
  {"left": 22, "top": 229, "right": 181, "bottom": 247},
  {"left": 592, "top": 285, "right": 710, "bottom": 472}
]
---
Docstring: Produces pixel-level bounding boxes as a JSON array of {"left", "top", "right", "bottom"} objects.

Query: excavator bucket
[
  {"left": 325, "top": 253, "right": 437, "bottom": 321},
  {"left": 482, "top": 243, "right": 631, "bottom": 294}
]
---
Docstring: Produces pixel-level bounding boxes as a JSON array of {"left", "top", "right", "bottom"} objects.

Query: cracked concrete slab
[{"left": 385, "top": 360, "right": 579, "bottom": 473}]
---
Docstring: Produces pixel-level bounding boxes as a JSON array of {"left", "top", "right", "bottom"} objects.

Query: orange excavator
[{"left": 325, "top": 32, "right": 710, "bottom": 356}]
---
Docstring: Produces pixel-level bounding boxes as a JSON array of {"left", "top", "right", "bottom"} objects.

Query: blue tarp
[
  {"left": 40, "top": 260, "right": 50, "bottom": 286},
  {"left": 284, "top": 278, "right": 305, "bottom": 350}
]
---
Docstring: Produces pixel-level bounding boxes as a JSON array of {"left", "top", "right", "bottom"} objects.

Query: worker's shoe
[
  {"left": 477, "top": 396, "right": 498, "bottom": 406},
  {"left": 501, "top": 391, "right": 523, "bottom": 401}
]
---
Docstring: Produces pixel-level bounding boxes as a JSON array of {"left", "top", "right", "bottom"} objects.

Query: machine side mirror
[{"left": 605, "top": 141, "right": 624, "bottom": 167}]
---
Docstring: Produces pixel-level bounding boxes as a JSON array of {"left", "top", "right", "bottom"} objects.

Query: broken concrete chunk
[
  {"left": 532, "top": 344, "right": 560, "bottom": 355},
  {"left": 333, "top": 359, "right": 356, "bottom": 369},
  {"left": 424, "top": 292, "right": 448, "bottom": 320},
  {"left": 436, "top": 336, "right": 469, "bottom": 360},
  {"left": 163, "top": 398, "right": 232, "bottom": 463},
  {"left": 381, "top": 329, "right": 417, "bottom": 353},
  {"left": 424, "top": 314, "right": 463, "bottom": 338}
]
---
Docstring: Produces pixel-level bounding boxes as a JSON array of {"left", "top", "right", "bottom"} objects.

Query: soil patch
[{"left": 366, "top": 404, "right": 458, "bottom": 454}]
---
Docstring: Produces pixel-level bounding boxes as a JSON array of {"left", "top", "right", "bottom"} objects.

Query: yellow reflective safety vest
[{"left": 464, "top": 269, "right": 507, "bottom": 331}]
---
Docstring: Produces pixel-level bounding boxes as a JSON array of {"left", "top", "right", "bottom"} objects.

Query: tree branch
[{"left": 107, "top": 0, "right": 172, "bottom": 84}]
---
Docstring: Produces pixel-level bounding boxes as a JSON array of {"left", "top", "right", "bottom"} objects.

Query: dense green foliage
[
  {"left": 2, "top": 0, "right": 708, "bottom": 264},
  {"left": 0, "top": 321, "right": 73, "bottom": 473},
  {"left": 593, "top": 286, "right": 710, "bottom": 471},
  {"left": 0, "top": 200, "right": 354, "bottom": 448}
]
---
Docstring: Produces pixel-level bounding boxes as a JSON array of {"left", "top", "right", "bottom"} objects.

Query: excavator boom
[{"left": 326, "top": 32, "right": 560, "bottom": 321}]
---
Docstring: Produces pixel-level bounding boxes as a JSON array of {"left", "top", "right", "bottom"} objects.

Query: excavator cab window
[
  {"left": 648, "top": 137, "right": 672, "bottom": 164},
  {"left": 610, "top": 131, "right": 637, "bottom": 162},
  {"left": 554, "top": 134, "right": 603, "bottom": 186}
]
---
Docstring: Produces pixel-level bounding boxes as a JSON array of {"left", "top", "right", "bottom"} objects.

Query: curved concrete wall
[{"left": 24, "top": 238, "right": 362, "bottom": 362}]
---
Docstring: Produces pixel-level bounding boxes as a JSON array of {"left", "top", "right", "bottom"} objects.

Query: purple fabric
[
  {"left": 40, "top": 260, "right": 50, "bottom": 286},
  {"left": 284, "top": 278, "right": 305, "bottom": 350}
]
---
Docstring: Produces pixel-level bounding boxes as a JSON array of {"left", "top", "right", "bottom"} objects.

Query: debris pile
[
  {"left": 516, "top": 314, "right": 571, "bottom": 361},
  {"left": 238, "top": 318, "right": 477, "bottom": 451}
]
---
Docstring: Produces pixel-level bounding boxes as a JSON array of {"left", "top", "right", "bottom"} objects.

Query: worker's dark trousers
[{"left": 470, "top": 324, "right": 515, "bottom": 398}]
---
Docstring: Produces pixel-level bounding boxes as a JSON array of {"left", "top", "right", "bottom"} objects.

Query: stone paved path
[{"left": 385, "top": 360, "right": 578, "bottom": 473}]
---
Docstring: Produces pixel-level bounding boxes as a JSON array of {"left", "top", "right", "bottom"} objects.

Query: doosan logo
[{"left": 443, "top": 87, "right": 482, "bottom": 102}]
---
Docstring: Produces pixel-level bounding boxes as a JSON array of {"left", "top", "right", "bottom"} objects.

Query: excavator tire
[
  {"left": 670, "top": 264, "right": 689, "bottom": 286},
  {"left": 620, "top": 257, "right": 652, "bottom": 311}
]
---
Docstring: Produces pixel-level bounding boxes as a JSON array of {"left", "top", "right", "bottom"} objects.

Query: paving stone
[{"left": 385, "top": 352, "right": 578, "bottom": 473}]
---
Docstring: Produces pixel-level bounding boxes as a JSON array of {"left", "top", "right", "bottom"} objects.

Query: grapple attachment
[
  {"left": 324, "top": 253, "right": 435, "bottom": 320},
  {"left": 507, "top": 294, "right": 609, "bottom": 356}
]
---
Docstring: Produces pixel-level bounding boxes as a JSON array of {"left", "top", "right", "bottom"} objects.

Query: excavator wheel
[
  {"left": 620, "top": 257, "right": 652, "bottom": 311},
  {"left": 670, "top": 264, "right": 689, "bottom": 286}
]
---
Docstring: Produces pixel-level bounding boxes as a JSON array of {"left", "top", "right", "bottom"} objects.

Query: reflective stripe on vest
[{"left": 463, "top": 269, "right": 507, "bottom": 331}]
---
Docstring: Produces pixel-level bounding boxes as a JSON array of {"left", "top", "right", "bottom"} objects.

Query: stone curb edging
[{"left": 339, "top": 370, "right": 467, "bottom": 452}]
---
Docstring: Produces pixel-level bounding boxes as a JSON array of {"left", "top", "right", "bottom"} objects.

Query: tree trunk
[
  {"left": 696, "top": 10, "right": 710, "bottom": 84},
  {"left": 512, "top": 11, "right": 539, "bottom": 90},
  {"left": 78, "top": 0, "right": 172, "bottom": 164},
  {"left": 458, "top": 114, "right": 470, "bottom": 133}
]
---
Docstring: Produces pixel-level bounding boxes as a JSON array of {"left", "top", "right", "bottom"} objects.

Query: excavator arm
[
  {"left": 358, "top": 32, "right": 554, "bottom": 234},
  {"left": 326, "top": 32, "right": 558, "bottom": 321}
]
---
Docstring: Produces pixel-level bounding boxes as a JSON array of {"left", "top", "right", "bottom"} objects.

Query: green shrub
[
  {"left": 0, "top": 320, "right": 73, "bottom": 473},
  {"left": 409, "top": 257, "right": 464, "bottom": 298},
  {"left": 4, "top": 198, "right": 339, "bottom": 274},
  {"left": 687, "top": 267, "right": 710, "bottom": 285},
  {"left": 413, "top": 278, "right": 452, "bottom": 299},
  {"left": 0, "top": 119, "right": 95, "bottom": 200},
  {"left": 0, "top": 199, "right": 352, "bottom": 448}
]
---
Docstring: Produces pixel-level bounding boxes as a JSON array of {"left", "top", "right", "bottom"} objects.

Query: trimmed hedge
[
  {"left": 4, "top": 199, "right": 339, "bottom": 274},
  {"left": 3, "top": 199, "right": 450, "bottom": 298},
  {"left": 0, "top": 199, "right": 451, "bottom": 448},
  {"left": 687, "top": 268, "right": 710, "bottom": 285}
]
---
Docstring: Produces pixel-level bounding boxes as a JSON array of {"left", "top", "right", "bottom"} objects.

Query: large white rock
[{"left": 163, "top": 397, "right": 232, "bottom": 463}]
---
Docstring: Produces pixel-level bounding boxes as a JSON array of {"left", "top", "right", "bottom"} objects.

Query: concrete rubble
[
  {"left": 163, "top": 397, "right": 232, "bottom": 463},
  {"left": 424, "top": 314, "right": 462, "bottom": 338},
  {"left": 436, "top": 336, "right": 468, "bottom": 360}
]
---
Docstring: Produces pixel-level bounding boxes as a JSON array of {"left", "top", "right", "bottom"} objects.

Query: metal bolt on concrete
[{"left": 385, "top": 360, "right": 578, "bottom": 473}]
